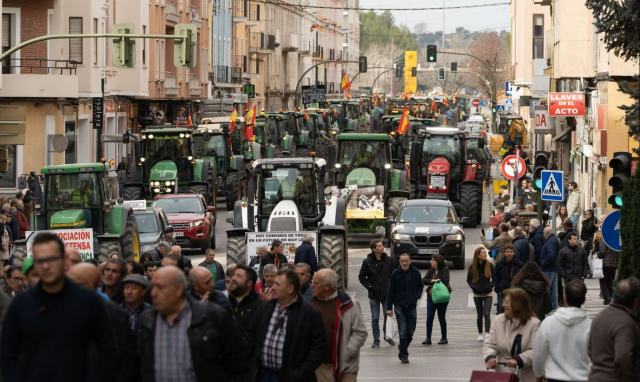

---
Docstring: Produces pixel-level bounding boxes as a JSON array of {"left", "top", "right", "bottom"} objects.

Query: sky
[{"left": 359, "top": 0, "right": 511, "bottom": 35}]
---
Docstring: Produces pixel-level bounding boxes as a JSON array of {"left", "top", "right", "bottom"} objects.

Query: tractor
[
  {"left": 409, "top": 126, "right": 485, "bottom": 227},
  {"left": 281, "top": 109, "right": 333, "bottom": 160},
  {"left": 13, "top": 162, "right": 142, "bottom": 265},
  {"left": 326, "top": 99, "right": 360, "bottom": 133},
  {"left": 225, "top": 157, "right": 349, "bottom": 289},
  {"left": 121, "top": 126, "right": 215, "bottom": 206},
  {"left": 386, "top": 97, "right": 414, "bottom": 116},
  {"left": 258, "top": 112, "right": 297, "bottom": 157},
  {"left": 333, "top": 133, "right": 411, "bottom": 243}
]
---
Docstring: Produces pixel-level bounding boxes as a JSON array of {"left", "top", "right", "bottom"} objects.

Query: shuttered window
[
  {"left": 3, "top": 14, "right": 11, "bottom": 74},
  {"left": 69, "top": 17, "right": 83, "bottom": 64}
]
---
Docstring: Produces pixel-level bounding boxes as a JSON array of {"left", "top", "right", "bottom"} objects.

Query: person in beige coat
[
  {"left": 481, "top": 223, "right": 514, "bottom": 261},
  {"left": 483, "top": 288, "right": 541, "bottom": 382}
]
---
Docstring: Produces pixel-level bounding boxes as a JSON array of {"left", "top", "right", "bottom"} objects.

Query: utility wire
[{"left": 255, "top": 0, "right": 510, "bottom": 11}]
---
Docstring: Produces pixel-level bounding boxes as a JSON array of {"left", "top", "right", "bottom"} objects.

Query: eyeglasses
[{"left": 33, "top": 256, "right": 63, "bottom": 266}]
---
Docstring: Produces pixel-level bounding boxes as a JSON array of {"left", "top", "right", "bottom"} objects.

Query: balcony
[
  {"left": 231, "top": 67, "right": 242, "bottom": 83},
  {"left": 164, "top": 71, "right": 180, "bottom": 97},
  {"left": 250, "top": 32, "right": 275, "bottom": 56},
  {"left": 189, "top": 73, "right": 203, "bottom": 97},
  {"left": 211, "top": 66, "right": 244, "bottom": 86},
  {"left": 233, "top": 3, "right": 247, "bottom": 23},
  {"left": 166, "top": 1, "right": 181, "bottom": 24},
  {"left": 0, "top": 59, "right": 79, "bottom": 98},
  {"left": 189, "top": 6, "right": 203, "bottom": 28},
  {"left": 282, "top": 33, "right": 299, "bottom": 52},
  {"left": 299, "top": 38, "right": 312, "bottom": 56}
]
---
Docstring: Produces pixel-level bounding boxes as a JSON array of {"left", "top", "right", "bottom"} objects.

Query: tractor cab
[
  {"left": 327, "top": 99, "right": 359, "bottom": 132},
  {"left": 334, "top": 135, "right": 394, "bottom": 190},
  {"left": 139, "top": 127, "right": 195, "bottom": 194},
  {"left": 498, "top": 115, "right": 528, "bottom": 147},
  {"left": 193, "top": 125, "right": 228, "bottom": 177},
  {"left": 387, "top": 97, "right": 414, "bottom": 116}
]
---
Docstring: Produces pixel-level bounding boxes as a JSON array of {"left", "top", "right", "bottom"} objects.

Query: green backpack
[{"left": 431, "top": 281, "right": 451, "bottom": 304}]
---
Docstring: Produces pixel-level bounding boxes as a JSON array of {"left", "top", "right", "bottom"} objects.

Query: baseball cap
[
  {"left": 22, "top": 257, "right": 34, "bottom": 275},
  {"left": 123, "top": 274, "right": 150, "bottom": 288}
]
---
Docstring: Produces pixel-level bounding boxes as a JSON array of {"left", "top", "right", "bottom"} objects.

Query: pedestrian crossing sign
[{"left": 541, "top": 170, "right": 564, "bottom": 201}]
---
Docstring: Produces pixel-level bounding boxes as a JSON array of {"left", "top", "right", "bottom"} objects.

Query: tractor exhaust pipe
[{"left": 246, "top": 168, "right": 256, "bottom": 232}]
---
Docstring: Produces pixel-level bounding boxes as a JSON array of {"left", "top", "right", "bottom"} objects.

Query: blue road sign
[
  {"left": 601, "top": 210, "right": 622, "bottom": 252},
  {"left": 541, "top": 170, "right": 564, "bottom": 201},
  {"left": 496, "top": 105, "right": 505, "bottom": 113},
  {"left": 480, "top": 99, "right": 487, "bottom": 107},
  {"left": 505, "top": 99, "right": 514, "bottom": 107},
  {"left": 505, "top": 81, "right": 512, "bottom": 92}
]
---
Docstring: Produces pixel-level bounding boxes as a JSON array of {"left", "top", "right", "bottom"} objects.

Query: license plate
[
  {"left": 418, "top": 249, "right": 439, "bottom": 254},
  {"left": 173, "top": 231, "right": 184, "bottom": 237},
  {"left": 431, "top": 176, "right": 445, "bottom": 187}
]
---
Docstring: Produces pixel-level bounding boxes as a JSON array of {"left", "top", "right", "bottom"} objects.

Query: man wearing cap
[
  {"left": 22, "top": 257, "right": 39, "bottom": 288},
  {"left": 121, "top": 274, "right": 150, "bottom": 335}
]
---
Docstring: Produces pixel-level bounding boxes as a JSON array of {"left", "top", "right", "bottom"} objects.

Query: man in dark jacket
[
  {"left": 294, "top": 234, "right": 319, "bottom": 276},
  {"left": 228, "top": 263, "right": 265, "bottom": 332},
  {"left": 528, "top": 219, "right": 545, "bottom": 264},
  {"left": 198, "top": 248, "right": 225, "bottom": 282},
  {"left": 295, "top": 263, "right": 314, "bottom": 302},
  {"left": 188, "top": 266, "right": 233, "bottom": 318},
  {"left": 557, "top": 232, "right": 589, "bottom": 285},
  {"left": 358, "top": 239, "right": 395, "bottom": 348},
  {"left": 259, "top": 240, "right": 289, "bottom": 276},
  {"left": 492, "top": 245, "right": 524, "bottom": 314},
  {"left": 138, "top": 266, "right": 245, "bottom": 382},
  {"left": 386, "top": 254, "right": 423, "bottom": 364},
  {"left": 539, "top": 227, "right": 560, "bottom": 310},
  {"left": 580, "top": 210, "right": 597, "bottom": 253},
  {"left": 513, "top": 227, "right": 533, "bottom": 264},
  {"left": 598, "top": 240, "right": 619, "bottom": 305},
  {"left": 244, "top": 268, "right": 326, "bottom": 381}
]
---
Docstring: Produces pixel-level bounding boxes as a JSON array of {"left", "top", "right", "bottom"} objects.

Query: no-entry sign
[
  {"left": 548, "top": 92, "right": 585, "bottom": 116},
  {"left": 471, "top": 98, "right": 481, "bottom": 107},
  {"left": 501, "top": 155, "right": 526, "bottom": 180}
]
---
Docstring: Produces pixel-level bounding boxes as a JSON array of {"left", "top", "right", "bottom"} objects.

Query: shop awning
[{"left": 552, "top": 127, "right": 573, "bottom": 142}]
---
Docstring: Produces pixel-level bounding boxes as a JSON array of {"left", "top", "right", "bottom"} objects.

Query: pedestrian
[
  {"left": 294, "top": 234, "right": 319, "bottom": 275},
  {"left": 3, "top": 205, "right": 19, "bottom": 243},
  {"left": 14, "top": 202, "right": 28, "bottom": 240},
  {"left": 481, "top": 223, "right": 513, "bottom": 261},
  {"left": 386, "top": 253, "right": 423, "bottom": 363},
  {"left": 580, "top": 209, "right": 597, "bottom": 254},
  {"left": 121, "top": 274, "right": 150, "bottom": 335},
  {"left": 528, "top": 219, "right": 545, "bottom": 263},
  {"left": 557, "top": 220, "right": 575, "bottom": 249},
  {"left": 511, "top": 262, "right": 552, "bottom": 321},
  {"left": 255, "top": 263, "right": 277, "bottom": 300},
  {"left": 101, "top": 257, "right": 127, "bottom": 304},
  {"left": 493, "top": 245, "right": 524, "bottom": 314},
  {"left": 358, "top": 239, "right": 394, "bottom": 348},
  {"left": 139, "top": 252, "right": 153, "bottom": 267},
  {"left": 198, "top": 248, "right": 225, "bottom": 281},
  {"left": 513, "top": 227, "right": 534, "bottom": 264},
  {"left": 243, "top": 268, "right": 326, "bottom": 381},
  {"left": 228, "top": 263, "right": 265, "bottom": 332},
  {"left": 22, "top": 257, "right": 39, "bottom": 288},
  {"left": 65, "top": 247, "right": 82, "bottom": 271},
  {"left": 533, "top": 279, "right": 591, "bottom": 382},
  {"left": 187, "top": 266, "right": 233, "bottom": 318},
  {"left": 493, "top": 185, "right": 509, "bottom": 207},
  {"left": 137, "top": 266, "right": 246, "bottom": 382},
  {"left": 422, "top": 254, "right": 451, "bottom": 345},
  {"left": 215, "top": 264, "right": 236, "bottom": 294},
  {"left": 588, "top": 277, "right": 640, "bottom": 382},
  {"left": 0, "top": 215, "right": 9, "bottom": 267},
  {"left": 144, "top": 261, "right": 157, "bottom": 280},
  {"left": 557, "top": 231, "right": 589, "bottom": 285},
  {"left": 311, "top": 269, "right": 367, "bottom": 382},
  {"left": 597, "top": 238, "right": 619, "bottom": 305},
  {"left": 484, "top": 288, "right": 540, "bottom": 381},
  {"left": 295, "top": 263, "right": 314, "bottom": 302},
  {"left": 259, "top": 240, "right": 289, "bottom": 276},
  {"left": 170, "top": 245, "right": 192, "bottom": 269},
  {"left": 539, "top": 227, "right": 560, "bottom": 310},
  {"left": 566, "top": 181, "right": 582, "bottom": 233},
  {"left": 0, "top": 232, "right": 118, "bottom": 382},
  {"left": 467, "top": 247, "right": 494, "bottom": 341},
  {"left": 555, "top": 205, "right": 570, "bottom": 235},
  {"left": 490, "top": 204, "right": 505, "bottom": 228},
  {"left": 116, "top": 156, "right": 128, "bottom": 197},
  {"left": 149, "top": 241, "right": 171, "bottom": 262},
  {"left": 2, "top": 266, "right": 23, "bottom": 297},
  {"left": 250, "top": 245, "right": 268, "bottom": 278},
  {"left": 161, "top": 253, "right": 185, "bottom": 271}
]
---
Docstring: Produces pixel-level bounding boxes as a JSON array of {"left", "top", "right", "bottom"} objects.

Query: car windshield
[
  {"left": 46, "top": 172, "right": 102, "bottom": 209},
  {"left": 399, "top": 206, "right": 457, "bottom": 224},
  {"left": 153, "top": 197, "right": 203, "bottom": 214},
  {"left": 422, "top": 135, "right": 462, "bottom": 179},
  {"left": 339, "top": 140, "right": 389, "bottom": 169},
  {"left": 135, "top": 213, "right": 160, "bottom": 233}
]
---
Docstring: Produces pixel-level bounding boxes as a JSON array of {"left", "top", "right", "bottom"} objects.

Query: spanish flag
[
  {"left": 229, "top": 106, "right": 238, "bottom": 133},
  {"left": 245, "top": 104, "right": 257, "bottom": 126},
  {"left": 322, "top": 110, "right": 327, "bottom": 118},
  {"left": 304, "top": 110, "right": 310, "bottom": 120},
  {"left": 397, "top": 106, "right": 410, "bottom": 134},
  {"left": 341, "top": 71, "right": 351, "bottom": 92},
  {"left": 109, "top": 158, "right": 115, "bottom": 166}
]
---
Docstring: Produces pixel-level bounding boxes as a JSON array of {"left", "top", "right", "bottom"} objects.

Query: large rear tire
[
  {"left": 387, "top": 197, "right": 406, "bottom": 221},
  {"left": 460, "top": 184, "right": 479, "bottom": 228},
  {"left": 476, "top": 189, "right": 483, "bottom": 225},
  {"left": 97, "top": 241, "right": 122, "bottom": 263},
  {"left": 296, "top": 147, "right": 311, "bottom": 158},
  {"left": 226, "top": 236, "right": 247, "bottom": 266},
  {"left": 319, "top": 233, "right": 347, "bottom": 291},
  {"left": 122, "top": 187, "right": 143, "bottom": 201},
  {"left": 121, "top": 214, "right": 141, "bottom": 262},
  {"left": 188, "top": 184, "right": 208, "bottom": 198},
  {"left": 12, "top": 245, "right": 27, "bottom": 267},
  {"left": 410, "top": 182, "right": 419, "bottom": 199},
  {"left": 225, "top": 172, "right": 243, "bottom": 211}
]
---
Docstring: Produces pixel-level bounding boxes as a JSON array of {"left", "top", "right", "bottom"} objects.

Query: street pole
[
  {"left": 550, "top": 203, "right": 556, "bottom": 233},
  {"left": 371, "top": 69, "right": 395, "bottom": 92},
  {"left": 293, "top": 60, "right": 361, "bottom": 106}
]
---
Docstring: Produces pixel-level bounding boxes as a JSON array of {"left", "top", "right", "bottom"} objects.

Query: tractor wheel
[
  {"left": 122, "top": 187, "right": 143, "bottom": 201},
  {"left": 97, "top": 241, "right": 122, "bottom": 263},
  {"left": 12, "top": 245, "right": 27, "bottom": 267},
  {"left": 188, "top": 184, "right": 208, "bottom": 198},
  {"left": 296, "top": 147, "right": 311, "bottom": 158},
  {"left": 410, "top": 182, "right": 419, "bottom": 199},
  {"left": 398, "top": 171, "right": 411, "bottom": 196},
  {"left": 387, "top": 197, "right": 406, "bottom": 221},
  {"left": 274, "top": 147, "right": 283, "bottom": 158},
  {"left": 120, "top": 214, "right": 141, "bottom": 262},
  {"left": 226, "top": 236, "right": 247, "bottom": 266},
  {"left": 476, "top": 189, "right": 483, "bottom": 224},
  {"left": 225, "top": 172, "right": 243, "bottom": 211},
  {"left": 460, "top": 184, "right": 479, "bottom": 228},
  {"left": 319, "top": 233, "right": 347, "bottom": 291},
  {"left": 315, "top": 144, "right": 330, "bottom": 161}
]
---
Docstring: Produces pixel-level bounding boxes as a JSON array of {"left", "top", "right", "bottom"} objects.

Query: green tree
[{"left": 360, "top": 11, "right": 418, "bottom": 52}]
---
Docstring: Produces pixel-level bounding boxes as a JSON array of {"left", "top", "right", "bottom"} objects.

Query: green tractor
[
  {"left": 281, "top": 109, "right": 333, "bottom": 159},
  {"left": 258, "top": 112, "right": 297, "bottom": 158},
  {"left": 326, "top": 99, "right": 360, "bottom": 133},
  {"left": 333, "top": 133, "right": 411, "bottom": 243},
  {"left": 121, "top": 126, "right": 215, "bottom": 206},
  {"left": 13, "top": 163, "right": 141, "bottom": 265}
]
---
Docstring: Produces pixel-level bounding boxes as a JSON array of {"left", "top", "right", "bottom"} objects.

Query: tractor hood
[
  {"left": 49, "top": 209, "right": 88, "bottom": 228},
  {"left": 428, "top": 157, "right": 450, "bottom": 174},
  {"left": 345, "top": 167, "right": 377, "bottom": 186},
  {"left": 149, "top": 160, "right": 178, "bottom": 181}
]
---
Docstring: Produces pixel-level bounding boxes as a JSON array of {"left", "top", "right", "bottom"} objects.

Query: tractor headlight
[
  {"left": 165, "top": 188, "right": 172, "bottom": 193},
  {"left": 384, "top": 164, "right": 391, "bottom": 169},
  {"left": 393, "top": 233, "right": 411, "bottom": 241},
  {"left": 148, "top": 134, "right": 154, "bottom": 139},
  {"left": 185, "top": 133, "right": 190, "bottom": 138},
  {"left": 188, "top": 156, "right": 193, "bottom": 160},
  {"left": 154, "top": 188, "right": 161, "bottom": 193},
  {"left": 171, "top": 181, "right": 176, "bottom": 185},
  {"left": 335, "top": 163, "right": 341, "bottom": 169},
  {"left": 165, "top": 181, "right": 171, "bottom": 186},
  {"left": 140, "top": 157, "right": 146, "bottom": 162},
  {"left": 180, "top": 133, "right": 185, "bottom": 138},
  {"left": 141, "top": 134, "right": 147, "bottom": 139},
  {"left": 190, "top": 219, "right": 206, "bottom": 227}
]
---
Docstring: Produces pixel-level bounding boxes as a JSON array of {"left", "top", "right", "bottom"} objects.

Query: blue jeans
[
  {"left": 369, "top": 298, "right": 387, "bottom": 342},
  {"left": 496, "top": 293, "right": 504, "bottom": 314},
  {"left": 257, "top": 368, "right": 280, "bottom": 382},
  {"left": 544, "top": 271, "right": 558, "bottom": 310},
  {"left": 570, "top": 215, "right": 580, "bottom": 235},
  {"left": 119, "top": 183, "right": 124, "bottom": 197},
  {"left": 426, "top": 299, "right": 449, "bottom": 340},
  {"left": 394, "top": 306, "right": 417, "bottom": 358}
]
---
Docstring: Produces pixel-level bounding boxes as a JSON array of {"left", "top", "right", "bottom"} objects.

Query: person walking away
[
  {"left": 422, "top": 254, "right": 451, "bottom": 345},
  {"left": 597, "top": 239, "right": 619, "bottom": 305},
  {"left": 484, "top": 288, "right": 541, "bottom": 381},
  {"left": 138, "top": 266, "right": 246, "bottom": 382},
  {"left": 358, "top": 239, "right": 395, "bottom": 348},
  {"left": 511, "top": 262, "right": 552, "bottom": 321},
  {"left": 539, "top": 227, "right": 560, "bottom": 311},
  {"left": 259, "top": 240, "right": 289, "bottom": 276},
  {"left": 294, "top": 234, "right": 319, "bottom": 276},
  {"left": 493, "top": 245, "right": 524, "bottom": 314},
  {"left": 557, "top": 232, "right": 589, "bottom": 286},
  {"left": 580, "top": 210, "right": 597, "bottom": 255},
  {"left": 467, "top": 248, "right": 495, "bottom": 341},
  {"left": 588, "top": 278, "right": 640, "bottom": 382},
  {"left": 481, "top": 223, "right": 513, "bottom": 261},
  {"left": 533, "top": 280, "right": 591, "bottom": 382},
  {"left": 116, "top": 156, "right": 128, "bottom": 197},
  {"left": 228, "top": 263, "right": 265, "bottom": 333},
  {"left": 566, "top": 181, "right": 582, "bottom": 235},
  {"left": 513, "top": 227, "right": 534, "bottom": 264},
  {"left": 199, "top": 248, "right": 225, "bottom": 281},
  {"left": 295, "top": 263, "right": 314, "bottom": 302},
  {"left": 528, "top": 219, "right": 545, "bottom": 264},
  {"left": 312, "top": 269, "right": 367, "bottom": 382},
  {"left": 0, "top": 232, "right": 118, "bottom": 382},
  {"left": 386, "top": 253, "right": 423, "bottom": 364},
  {"left": 490, "top": 205, "right": 505, "bottom": 228},
  {"left": 555, "top": 220, "right": 576, "bottom": 308},
  {"left": 243, "top": 268, "right": 326, "bottom": 382}
]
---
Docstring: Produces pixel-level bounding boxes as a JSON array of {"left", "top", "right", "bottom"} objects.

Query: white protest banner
[
  {"left": 245, "top": 232, "right": 317, "bottom": 266},
  {"left": 26, "top": 229, "right": 94, "bottom": 261}
]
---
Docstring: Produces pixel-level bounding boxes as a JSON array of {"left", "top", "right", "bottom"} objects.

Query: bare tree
[
  {"left": 466, "top": 32, "right": 508, "bottom": 98},
  {"left": 362, "top": 43, "right": 405, "bottom": 94}
]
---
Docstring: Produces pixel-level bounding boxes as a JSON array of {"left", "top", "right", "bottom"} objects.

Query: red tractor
[{"left": 409, "top": 127, "right": 484, "bottom": 227}]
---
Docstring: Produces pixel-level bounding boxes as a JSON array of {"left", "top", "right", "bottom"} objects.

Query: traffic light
[
  {"left": 427, "top": 45, "right": 437, "bottom": 62},
  {"left": 533, "top": 151, "right": 550, "bottom": 189},
  {"left": 359, "top": 56, "right": 368, "bottom": 73},
  {"left": 174, "top": 24, "right": 198, "bottom": 68},
  {"left": 438, "top": 67, "right": 445, "bottom": 80},
  {"left": 395, "top": 65, "right": 403, "bottom": 78},
  {"left": 608, "top": 152, "right": 632, "bottom": 209},
  {"left": 492, "top": 102, "right": 497, "bottom": 113},
  {"left": 411, "top": 67, "right": 417, "bottom": 77},
  {"left": 451, "top": 62, "right": 457, "bottom": 72},
  {"left": 112, "top": 23, "right": 136, "bottom": 68}
]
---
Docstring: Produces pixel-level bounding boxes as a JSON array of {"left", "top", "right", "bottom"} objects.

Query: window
[
  {"left": 142, "top": 25, "right": 147, "bottom": 66},
  {"left": 69, "top": 17, "right": 83, "bottom": 64},
  {"left": 2, "top": 14, "right": 11, "bottom": 74},
  {"left": 93, "top": 19, "right": 98, "bottom": 65},
  {"left": 533, "top": 14, "right": 544, "bottom": 59},
  {"left": 65, "top": 120, "right": 77, "bottom": 164},
  {"left": 0, "top": 145, "right": 16, "bottom": 188}
]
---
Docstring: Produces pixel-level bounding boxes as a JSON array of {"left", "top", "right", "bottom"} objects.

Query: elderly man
[
  {"left": 137, "top": 266, "right": 245, "bottom": 381},
  {"left": 187, "top": 266, "right": 233, "bottom": 318},
  {"left": 2, "top": 266, "right": 23, "bottom": 297},
  {"left": 121, "top": 274, "right": 150, "bottom": 335},
  {"left": 101, "top": 258, "right": 128, "bottom": 304},
  {"left": 198, "top": 248, "right": 224, "bottom": 281},
  {"left": 149, "top": 241, "right": 171, "bottom": 262},
  {"left": 65, "top": 247, "right": 83, "bottom": 271},
  {"left": 249, "top": 245, "right": 267, "bottom": 278},
  {"left": 540, "top": 227, "right": 560, "bottom": 311},
  {"left": 256, "top": 263, "right": 277, "bottom": 300},
  {"left": 228, "top": 264, "right": 265, "bottom": 332},
  {"left": 528, "top": 218, "right": 546, "bottom": 263},
  {"left": 312, "top": 269, "right": 367, "bottom": 382},
  {"left": 294, "top": 234, "right": 319, "bottom": 276},
  {"left": 296, "top": 263, "right": 314, "bottom": 301}
]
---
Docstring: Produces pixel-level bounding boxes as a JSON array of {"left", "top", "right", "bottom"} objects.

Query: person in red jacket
[{"left": 489, "top": 205, "right": 505, "bottom": 228}]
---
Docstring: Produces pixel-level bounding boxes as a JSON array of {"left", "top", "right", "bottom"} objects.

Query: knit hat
[{"left": 22, "top": 257, "right": 34, "bottom": 275}]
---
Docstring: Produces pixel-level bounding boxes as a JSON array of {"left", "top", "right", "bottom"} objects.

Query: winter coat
[
  {"left": 259, "top": 251, "right": 289, "bottom": 275},
  {"left": 483, "top": 314, "right": 541, "bottom": 382},
  {"left": 137, "top": 296, "right": 246, "bottom": 382},
  {"left": 515, "top": 279, "right": 552, "bottom": 321},
  {"left": 15, "top": 210, "right": 28, "bottom": 239},
  {"left": 481, "top": 232, "right": 514, "bottom": 262},
  {"left": 294, "top": 241, "right": 319, "bottom": 275},
  {"left": 358, "top": 252, "right": 393, "bottom": 300},
  {"left": 423, "top": 267, "right": 451, "bottom": 302},
  {"left": 493, "top": 257, "right": 524, "bottom": 295},
  {"left": 533, "top": 307, "right": 592, "bottom": 381},
  {"left": 566, "top": 189, "right": 582, "bottom": 217},
  {"left": 228, "top": 290, "right": 265, "bottom": 333},
  {"left": 539, "top": 234, "right": 560, "bottom": 272},
  {"left": 513, "top": 236, "right": 533, "bottom": 264},
  {"left": 528, "top": 227, "right": 545, "bottom": 264},
  {"left": 198, "top": 260, "right": 225, "bottom": 281},
  {"left": 466, "top": 261, "right": 494, "bottom": 295},
  {"left": 300, "top": 282, "right": 314, "bottom": 302},
  {"left": 311, "top": 291, "right": 368, "bottom": 377},
  {"left": 588, "top": 303, "right": 640, "bottom": 382},
  {"left": 0, "top": 226, "right": 9, "bottom": 261},
  {"left": 244, "top": 297, "right": 326, "bottom": 382},
  {"left": 5, "top": 214, "right": 19, "bottom": 243},
  {"left": 597, "top": 241, "right": 619, "bottom": 269},
  {"left": 93, "top": 300, "right": 139, "bottom": 382},
  {"left": 580, "top": 216, "right": 597, "bottom": 242},
  {"left": 386, "top": 265, "right": 423, "bottom": 310},
  {"left": 557, "top": 245, "right": 589, "bottom": 281}
]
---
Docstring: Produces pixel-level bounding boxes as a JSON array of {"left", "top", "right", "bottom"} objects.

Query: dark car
[
  {"left": 390, "top": 199, "right": 466, "bottom": 269},
  {"left": 132, "top": 206, "right": 175, "bottom": 254}
]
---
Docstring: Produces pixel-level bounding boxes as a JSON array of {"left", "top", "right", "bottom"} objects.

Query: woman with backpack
[{"left": 467, "top": 247, "right": 495, "bottom": 341}]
